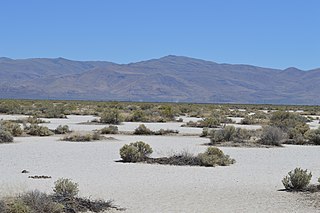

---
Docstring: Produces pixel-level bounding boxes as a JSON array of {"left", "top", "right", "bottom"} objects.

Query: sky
[{"left": 0, "top": 0, "right": 319, "bottom": 70}]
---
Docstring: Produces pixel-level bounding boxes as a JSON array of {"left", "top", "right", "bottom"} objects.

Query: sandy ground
[
  {"left": 0, "top": 115, "right": 319, "bottom": 212},
  {"left": 0, "top": 135, "right": 320, "bottom": 212}
]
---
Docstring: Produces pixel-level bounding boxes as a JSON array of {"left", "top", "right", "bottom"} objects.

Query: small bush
[
  {"left": 99, "top": 125, "right": 119, "bottom": 134},
  {"left": 154, "top": 129, "right": 179, "bottom": 135},
  {"left": 100, "top": 110, "right": 121, "bottom": 124},
  {"left": 233, "top": 128, "right": 252, "bottom": 143},
  {"left": 62, "top": 132, "right": 103, "bottom": 142},
  {"left": 282, "top": 168, "right": 312, "bottom": 191},
  {"left": 53, "top": 178, "right": 79, "bottom": 198},
  {"left": 119, "top": 141, "right": 153, "bottom": 162},
  {"left": 21, "top": 190, "right": 63, "bottom": 213},
  {"left": 259, "top": 126, "right": 285, "bottom": 146},
  {"left": 26, "top": 124, "right": 54, "bottom": 136},
  {"left": 0, "top": 121, "right": 23, "bottom": 136},
  {"left": 133, "top": 124, "right": 153, "bottom": 135},
  {"left": 0, "top": 129, "right": 14, "bottom": 143},
  {"left": 198, "top": 147, "right": 235, "bottom": 167},
  {"left": 305, "top": 127, "right": 320, "bottom": 145},
  {"left": 209, "top": 126, "right": 240, "bottom": 144},
  {"left": 54, "top": 125, "right": 70, "bottom": 134},
  {"left": 26, "top": 116, "right": 47, "bottom": 124},
  {"left": 7, "top": 200, "right": 31, "bottom": 213}
]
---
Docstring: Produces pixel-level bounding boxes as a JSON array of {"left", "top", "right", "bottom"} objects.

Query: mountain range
[{"left": 0, "top": 55, "right": 319, "bottom": 105}]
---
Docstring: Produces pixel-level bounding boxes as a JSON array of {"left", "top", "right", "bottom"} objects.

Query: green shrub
[
  {"left": 259, "top": 126, "right": 285, "bottom": 146},
  {"left": 154, "top": 129, "right": 179, "bottom": 135},
  {"left": 270, "top": 111, "right": 308, "bottom": 132},
  {"left": 100, "top": 110, "right": 121, "bottom": 124},
  {"left": 127, "top": 110, "right": 146, "bottom": 122},
  {"left": 7, "top": 200, "right": 31, "bottom": 213},
  {"left": 54, "top": 125, "right": 70, "bottom": 134},
  {"left": 0, "top": 121, "right": 23, "bottom": 136},
  {"left": 209, "top": 126, "right": 238, "bottom": 144},
  {"left": 62, "top": 132, "right": 103, "bottom": 142},
  {"left": 26, "top": 124, "right": 54, "bottom": 136},
  {"left": 233, "top": 128, "right": 252, "bottom": 143},
  {"left": 119, "top": 141, "right": 153, "bottom": 162},
  {"left": 99, "top": 125, "right": 119, "bottom": 134},
  {"left": 0, "top": 129, "right": 14, "bottom": 143},
  {"left": 198, "top": 147, "right": 235, "bottom": 167},
  {"left": 21, "top": 190, "right": 63, "bottom": 213},
  {"left": 305, "top": 127, "right": 320, "bottom": 145},
  {"left": 241, "top": 116, "right": 256, "bottom": 125},
  {"left": 26, "top": 116, "right": 47, "bottom": 124},
  {"left": 282, "top": 168, "right": 312, "bottom": 191},
  {"left": 133, "top": 124, "right": 153, "bottom": 135},
  {"left": 53, "top": 178, "right": 79, "bottom": 198}
]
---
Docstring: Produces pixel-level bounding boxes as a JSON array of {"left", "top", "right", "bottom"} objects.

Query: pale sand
[{"left": 1, "top": 132, "right": 320, "bottom": 212}]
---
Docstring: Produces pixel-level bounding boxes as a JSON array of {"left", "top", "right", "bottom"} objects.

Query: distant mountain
[{"left": 0, "top": 55, "right": 319, "bottom": 104}]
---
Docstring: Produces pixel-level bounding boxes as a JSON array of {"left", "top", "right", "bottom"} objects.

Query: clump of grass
[
  {"left": 62, "top": 132, "right": 104, "bottom": 142},
  {"left": 282, "top": 168, "right": 312, "bottom": 191}
]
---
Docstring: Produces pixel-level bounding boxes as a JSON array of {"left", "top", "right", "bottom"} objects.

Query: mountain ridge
[{"left": 0, "top": 55, "right": 319, "bottom": 105}]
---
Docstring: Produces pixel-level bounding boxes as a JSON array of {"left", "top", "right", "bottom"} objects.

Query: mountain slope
[{"left": 0, "top": 55, "right": 319, "bottom": 104}]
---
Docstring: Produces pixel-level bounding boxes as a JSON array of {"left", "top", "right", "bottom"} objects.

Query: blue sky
[{"left": 0, "top": 0, "right": 319, "bottom": 70}]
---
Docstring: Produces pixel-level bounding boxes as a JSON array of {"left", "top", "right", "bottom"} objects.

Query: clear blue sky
[{"left": 0, "top": 0, "right": 319, "bottom": 70}]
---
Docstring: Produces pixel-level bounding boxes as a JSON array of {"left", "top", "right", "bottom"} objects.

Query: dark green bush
[
  {"left": 0, "top": 129, "right": 14, "bottom": 143},
  {"left": 282, "top": 168, "right": 312, "bottom": 191},
  {"left": 119, "top": 141, "right": 153, "bottom": 162}
]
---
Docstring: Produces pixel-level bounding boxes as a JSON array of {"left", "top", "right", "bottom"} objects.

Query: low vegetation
[
  {"left": 0, "top": 129, "right": 13, "bottom": 143},
  {"left": 119, "top": 142, "right": 235, "bottom": 167},
  {"left": 0, "top": 120, "right": 23, "bottom": 136},
  {"left": 54, "top": 125, "right": 71, "bottom": 134},
  {"left": 99, "top": 125, "right": 119, "bottom": 134},
  {"left": 259, "top": 126, "right": 285, "bottom": 146},
  {"left": 133, "top": 124, "right": 179, "bottom": 135},
  {"left": 25, "top": 124, "right": 54, "bottom": 136},
  {"left": 282, "top": 168, "right": 312, "bottom": 191},
  {"left": 119, "top": 141, "right": 153, "bottom": 162},
  {"left": 62, "top": 132, "right": 104, "bottom": 142},
  {"left": 0, "top": 178, "right": 120, "bottom": 213}
]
